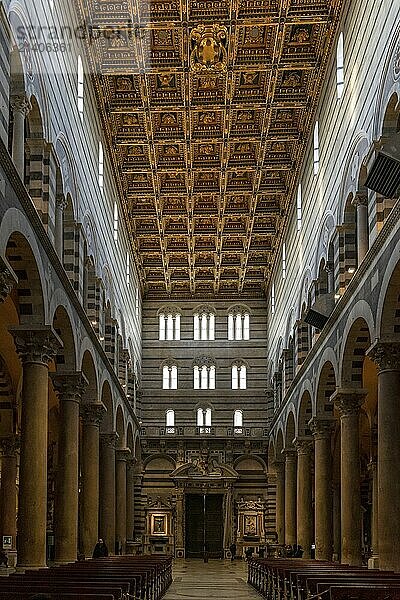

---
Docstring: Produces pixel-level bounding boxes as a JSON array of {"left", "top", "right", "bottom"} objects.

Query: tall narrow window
[
  {"left": 166, "top": 314, "right": 174, "bottom": 340},
  {"left": 175, "top": 314, "right": 181, "bottom": 340},
  {"left": 126, "top": 252, "right": 130, "bottom": 286},
  {"left": 297, "top": 183, "right": 302, "bottom": 231},
  {"left": 194, "top": 310, "right": 215, "bottom": 341},
  {"left": 232, "top": 365, "right": 247, "bottom": 389},
  {"left": 98, "top": 141, "right": 104, "bottom": 192},
  {"left": 209, "top": 366, "right": 216, "bottom": 390},
  {"left": 234, "top": 410, "right": 243, "bottom": 428},
  {"left": 313, "top": 121, "right": 319, "bottom": 175},
  {"left": 194, "top": 363, "right": 216, "bottom": 390},
  {"left": 201, "top": 365, "right": 208, "bottom": 389},
  {"left": 194, "top": 314, "right": 200, "bottom": 340},
  {"left": 194, "top": 365, "right": 200, "bottom": 389},
  {"left": 282, "top": 243, "right": 286, "bottom": 280},
  {"left": 159, "top": 311, "right": 181, "bottom": 340},
  {"left": 159, "top": 313, "right": 166, "bottom": 340},
  {"left": 197, "top": 407, "right": 212, "bottom": 433},
  {"left": 228, "top": 313, "right": 234, "bottom": 340},
  {"left": 201, "top": 313, "right": 208, "bottom": 340},
  {"left": 162, "top": 365, "right": 169, "bottom": 389},
  {"left": 209, "top": 314, "right": 215, "bottom": 340},
  {"left": 243, "top": 313, "right": 250, "bottom": 340},
  {"left": 271, "top": 283, "right": 275, "bottom": 315},
  {"left": 170, "top": 365, "right": 178, "bottom": 389},
  {"left": 232, "top": 365, "right": 238, "bottom": 390},
  {"left": 163, "top": 365, "right": 178, "bottom": 390},
  {"left": 166, "top": 410, "right": 175, "bottom": 433},
  {"left": 336, "top": 32, "right": 344, "bottom": 99},
  {"left": 239, "top": 365, "right": 247, "bottom": 389},
  {"left": 77, "top": 56, "right": 84, "bottom": 121},
  {"left": 113, "top": 202, "right": 118, "bottom": 241}
]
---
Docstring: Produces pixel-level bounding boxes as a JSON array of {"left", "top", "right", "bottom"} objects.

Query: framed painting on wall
[{"left": 151, "top": 514, "right": 167, "bottom": 535}]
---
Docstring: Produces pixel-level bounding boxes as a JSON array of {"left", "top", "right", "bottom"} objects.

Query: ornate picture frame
[{"left": 151, "top": 514, "right": 167, "bottom": 535}]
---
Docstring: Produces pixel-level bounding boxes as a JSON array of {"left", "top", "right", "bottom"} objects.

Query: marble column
[
  {"left": 352, "top": 195, "right": 369, "bottom": 263},
  {"left": 99, "top": 432, "right": 118, "bottom": 553},
  {"left": 81, "top": 402, "right": 105, "bottom": 558},
  {"left": 175, "top": 487, "right": 185, "bottom": 557},
  {"left": 10, "top": 94, "right": 31, "bottom": 179},
  {"left": 283, "top": 449, "right": 297, "bottom": 546},
  {"left": 368, "top": 342, "right": 400, "bottom": 572},
  {"left": 0, "top": 259, "right": 17, "bottom": 303},
  {"left": 0, "top": 436, "right": 20, "bottom": 550},
  {"left": 51, "top": 372, "right": 87, "bottom": 564},
  {"left": 309, "top": 417, "right": 335, "bottom": 561},
  {"left": 367, "top": 460, "right": 378, "bottom": 568},
  {"left": 116, "top": 448, "right": 131, "bottom": 555},
  {"left": 55, "top": 196, "right": 68, "bottom": 260},
  {"left": 332, "top": 389, "right": 366, "bottom": 566},
  {"left": 9, "top": 326, "right": 61, "bottom": 568},
  {"left": 294, "top": 438, "right": 313, "bottom": 558},
  {"left": 126, "top": 458, "right": 136, "bottom": 544},
  {"left": 332, "top": 482, "right": 341, "bottom": 562},
  {"left": 272, "top": 460, "right": 285, "bottom": 544}
]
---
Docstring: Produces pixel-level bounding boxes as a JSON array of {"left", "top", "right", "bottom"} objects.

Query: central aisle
[{"left": 163, "top": 559, "right": 262, "bottom": 600}]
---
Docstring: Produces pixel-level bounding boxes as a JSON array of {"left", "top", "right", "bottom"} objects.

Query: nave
[{"left": 163, "top": 560, "right": 261, "bottom": 600}]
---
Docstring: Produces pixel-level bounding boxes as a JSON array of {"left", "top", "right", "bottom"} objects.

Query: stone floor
[{"left": 163, "top": 559, "right": 262, "bottom": 600}]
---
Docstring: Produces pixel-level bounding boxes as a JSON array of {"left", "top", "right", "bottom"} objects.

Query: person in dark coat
[
  {"left": 92, "top": 538, "right": 109, "bottom": 558},
  {"left": 0, "top": 549, "right": 8, "bottom": 567},
  {"left": 229, "top": 542, "right": 237, "bottom": 561}
]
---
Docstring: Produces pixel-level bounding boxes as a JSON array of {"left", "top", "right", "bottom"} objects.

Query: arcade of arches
[{"left": 1, "top": 0, "right": 400, "bottom": 580}]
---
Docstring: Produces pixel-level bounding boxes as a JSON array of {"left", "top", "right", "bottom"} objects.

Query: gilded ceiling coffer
[{"left": 190, "top": 24, "right": 228, "bottom": 74}]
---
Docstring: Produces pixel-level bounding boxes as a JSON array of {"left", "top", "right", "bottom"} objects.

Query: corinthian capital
[
  {"left": 81, "top": 402, "right": 106, "bottom": 427},
  {"left": 9, "top": 325, "right": 62, "bottom": 366},
  {"left": 308, "top": 416, "right": 336, "bottom": 439},
  {"left": 50, "top": 371, "right": 88, "bottom": 403},
  {"left": 10, "top": 94, "right": 31, "bottom": 116},
  {"left": 331, "top": 388, "right": 367, "bottom": 417},
  {"left": 293, "top": 437, "right": 313, "bottom": 456},
  {"left": 100, "top": 431, "right": 119, "bottom": 449},
  {"left": 351, "top": 194, "right": 368, "bottom": 208},
  {"left": 367, "top": 340, "right": 400, "bottom": 373},
  {"left": 116, "top": 448, "right": 131, "bottom": 462}
]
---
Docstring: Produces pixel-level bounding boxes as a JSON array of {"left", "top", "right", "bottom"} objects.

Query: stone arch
[
  {"left": 4, "top": 230, "right": 46, "bottom": 325},
  {"left": 52, "top": 304, "right": 77, "bottom": 372},
  {"left": 100, "top": 380, "right": 113, "bottom": 433},
  {"left": 315, "top": 360, "right": 337, "bottom": 417},
  {"left": 339, "top": 301, "right": 375, "bottom": 387},
  {"left": 55, "top": 133, "right": 78, "bottom": 216},
  {"left": 285, "top": 410, "right": 296, "bottom": 448},
  {"left": 298, "top": 268, "right": 312, "bottom": 319},
  {"left": 315, "top": 213, "right": 336, "bottom": 280},
  {"left": 298, "top": 391, "right": 313, "bottom": 437},
  {"left": 115, "top": 405, "right": 126, "bottom": 448},
  {"left": 126, "top": 423, "right": 134, "bottom": 452},
  {"left": 377, "top": 239, "right": 400, "bottom": 339},
  {"left": 338, "top": 134, "right": 370, "bottom": 222},
  {"left": 81, "top": 349, "right": 98, "bottom": 401},
  {"left": 373, "top": 19, "right": 400, "bottom": 139}
]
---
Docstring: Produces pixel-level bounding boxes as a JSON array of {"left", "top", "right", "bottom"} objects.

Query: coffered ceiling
[{"left": 76, "top": 0, "right": 343, "bottom": 299}]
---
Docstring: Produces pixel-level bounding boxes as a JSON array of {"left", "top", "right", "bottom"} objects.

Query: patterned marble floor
[{"left": 163, "top": 559, "right": 262, "bottom": 600}]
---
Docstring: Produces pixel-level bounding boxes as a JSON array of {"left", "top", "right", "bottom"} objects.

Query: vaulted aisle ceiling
[{"left": 76, "top": 0, "right": 343, "bottom": 299}]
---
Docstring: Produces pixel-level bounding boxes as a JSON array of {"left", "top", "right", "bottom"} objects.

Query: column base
[
  {"left": 54, "top": 560, "right": 76, "bottom": 566},
  {"left": 175, "top": 547, "right": 185, "bottom": 559},
  {"left": 368, "top": 555, "right": 379, "bottom": 569}
]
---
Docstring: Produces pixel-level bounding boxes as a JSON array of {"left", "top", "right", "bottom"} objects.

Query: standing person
[
  {"left": 92, "top": 538, "right": 109, "bottom": 558},
  {"left": 229, "top": 542, "right": 237, "bottom": 561}
]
